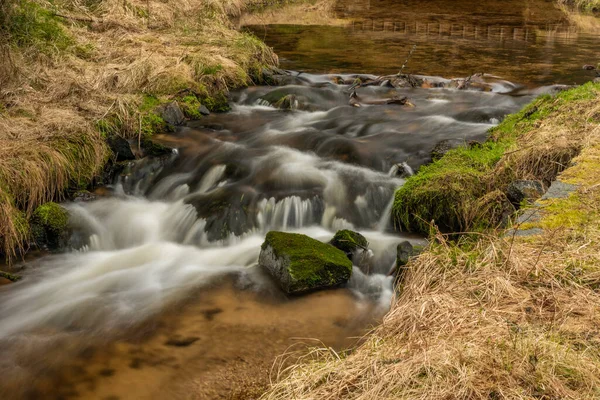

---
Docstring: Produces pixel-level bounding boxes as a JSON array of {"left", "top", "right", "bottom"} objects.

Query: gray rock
[
  {"left": 431, "top": 140, "right": 453, "bottom": 161},
  {"left": 198, "top": 104, "right": 210, "bottom": 116},
  {"left": 507, "top": 180, "right": 545, "bottom": 207},
  {"left": 259, "top": 231, "right": 353, "bottom": 294},
  {"left": 541, "top": 180, "right": 578, "bottom": 200},
  {"left": 159, "top": 102, "right": 185, "bottom": 126}
]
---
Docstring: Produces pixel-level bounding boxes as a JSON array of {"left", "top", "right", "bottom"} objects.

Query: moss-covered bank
[{"left": 393, "top": 82, "right": 600, "bottom": 235}]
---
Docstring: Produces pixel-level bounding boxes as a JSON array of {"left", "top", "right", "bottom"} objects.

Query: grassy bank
[
  {"left": 393, "top": 82, "right": 600, "bottom": 235},
  {"left": 262, "top": 83, "right": 600, "bottom": 399},
  {"left": 0, "top": 0, "right": 279, "bottom": 261}
]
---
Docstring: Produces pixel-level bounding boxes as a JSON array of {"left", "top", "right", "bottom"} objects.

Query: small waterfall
[
  {"left": 196, "top": 165, "right": 227, "bottom": 194},
  {"left": 388, "top": 162, "right": 414, "bottom": 178},
  {"left": 257, "top": 196, "right": 323, "bottom": 231}
]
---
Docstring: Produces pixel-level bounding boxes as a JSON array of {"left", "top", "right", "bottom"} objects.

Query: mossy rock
[
  {"left": 0, "top": 270, "right": 22, "bottom": 283},
  {"left": 259, "top": 232, "right": 353, "bottom": 294},
  {"left": 31, "top": 202, "right": 70, "bottom": 250},
  {"left": 329, "top": 230, "right": 369, "bottom": 258},
  {"left": 33, "top": 202, "right": 68, "bottom": 233}
]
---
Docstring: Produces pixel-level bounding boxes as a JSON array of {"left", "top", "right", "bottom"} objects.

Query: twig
[{"left": 398, "top": 45, "right": 417, "bottom": 76}]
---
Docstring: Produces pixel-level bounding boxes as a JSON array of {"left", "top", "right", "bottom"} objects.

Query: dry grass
[
  {"left": 262, "top": 89, "right": 600, "bottom": 399},
  {"left": 0, "top": 0, "right": 279, "bottom": 261},
  {"left": 240, "top": 0, "right": 347, "bottom": 26}
]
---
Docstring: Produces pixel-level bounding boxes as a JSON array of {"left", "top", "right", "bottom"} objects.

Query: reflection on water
[{"left": 246, "top": 0, "right": 600, "bottom": 85}]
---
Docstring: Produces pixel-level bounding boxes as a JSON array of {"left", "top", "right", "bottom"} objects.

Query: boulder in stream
[
  {"left": 329, "top": 229, "right": 369, "bottom": 259},
  {"left": 107, "top": 135, "right": 135, "bottom": 162},
  {"left": 259, "top": 232, "right": 353, "bottom": 294}
]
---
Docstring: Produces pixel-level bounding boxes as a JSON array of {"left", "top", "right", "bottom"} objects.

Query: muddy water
[
  {"left": 2, "top": 1, "right": 599, "bottom": 399},
  {"left": 247, "top": 0, "right": 600, "bottom": 86}
]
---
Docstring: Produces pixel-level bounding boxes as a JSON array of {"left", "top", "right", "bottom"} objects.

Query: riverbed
[{"left": 1, "top": 0, "right": 599, "bottom": 399}]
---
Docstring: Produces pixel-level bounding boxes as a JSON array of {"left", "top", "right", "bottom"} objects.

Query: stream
[{"left": 1, "top": 0, "right": 599, "bottom": 399}]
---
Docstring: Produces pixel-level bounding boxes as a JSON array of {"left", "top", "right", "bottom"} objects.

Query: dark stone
[
  {"left": 106, "top": 136, "right": 135, "bottom": 162},
  {"left": 396, "top": 241, "right": 414, "bottom": 268},
  {"left": 431, "top": 140, "right": 453, "bottom": 161},
  {"left": 274, "top": 94, "right": 298, "bottom": 110},
  {"left": 159, "top": 102, "right": 186, "bottom": 126},
  {"left": 140, "top": 137, "right": 173, "bottom": 157},
  {"left": 198, "top": 104, "right": 210, "bottom": 116},
  {"left": 259, "top": 232, "right": 352, "bottom": 294},
  {"left": 506, "top": 180, "right": 545, "bottom": 207},
  {"left": 165, "top": 336, "right": 200, "bottom": 347},
  {"left": 391, "top": 162, "right": 413, "bottom": 178},
  {"left": 329, "top": 229, "right": 369, "bottom": 259}
]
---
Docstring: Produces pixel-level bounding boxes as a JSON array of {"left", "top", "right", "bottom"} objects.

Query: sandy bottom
[{"left": 1, "top": 280, "right": 381, "bottom": 400}]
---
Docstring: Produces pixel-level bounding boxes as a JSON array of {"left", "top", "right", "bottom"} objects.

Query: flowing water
[{"left": 2, "top": 0, "right": 600, "bottom": 399}]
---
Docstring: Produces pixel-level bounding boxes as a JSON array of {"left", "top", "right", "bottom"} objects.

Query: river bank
[{"left": 0, "top": 0, "right": 282, "bottom": 263}]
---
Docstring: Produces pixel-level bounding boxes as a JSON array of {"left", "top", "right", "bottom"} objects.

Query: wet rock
[
  {"left": 274, "top": 94, "right": 299, "bottom": 111},
  {"left": 506, "top": 180, "right": 545, "bottom": 207},
  {"left": 198, "top": 104, "right": 210, "bottom": 116},
  {"left": 73, "top": 190, "right": 97, "bottom": 202},
  {"left": 31, "top": 202, "right": 70, "bottom": 251},
  {"left": 329, "top": 229, "right": 369, "bottom": 259},
  {"left": 259, "top": 231, "right": 352, "bottom": 294},
  {"left": 159, "top": 102, "right": 185, "bottom": 126},
  {"left": 431, "top": 140, "right": 453, "bottom": 161},
  {"left": 0, "top": 270, "right": 21, "bottom": 283},
  {"left": 594, "top": 77, "right": 600, "bottom": 84},
  {"left": 140, "top": 137, "right": 173, "bottom": 157},
  {"left": 106, "top": 136, "right": 135, "bottom": 162},
  {"left": 390, "top": 162, "right": 414, "bottom": 178},
  {"left": 396, "top": 241, "right": 415, "bottom": 268}
]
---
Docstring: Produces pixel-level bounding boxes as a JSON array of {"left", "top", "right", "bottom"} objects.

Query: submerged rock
[
  {"left": 329, "top": 229, "right": 369, "bottom": 259},
  {"left": 31, "top": 202, "right": 70, "bottom": 251},
  {"left": 507, "top": 180, "right": 545, "bottom": 207},
  {"left": 259, "top": 232, "right": 353, "bottom": 294}
]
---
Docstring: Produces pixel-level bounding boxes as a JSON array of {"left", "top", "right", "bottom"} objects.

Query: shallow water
[
  {"left": 247, "top": 0, "right": 600, "bottom": 86},
  {"left": 1, "top": 0, "right": 599, "bottom": 398}
]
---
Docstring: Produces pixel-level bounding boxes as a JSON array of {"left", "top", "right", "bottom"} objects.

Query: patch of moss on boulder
[
  {"left": 259, "top": 231, "right": 353, "bottom": 294},
  {"left": 32, "top": 202, "right": 70, "bottom": 250},
  {"left": 329, "top": 230, "right": 369, "bottom": 258}
]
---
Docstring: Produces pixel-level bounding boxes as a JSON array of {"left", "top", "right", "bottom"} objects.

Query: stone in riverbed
[
  {"left": 506, "top": 180, "right": 545, "bottom": 207},
  {"left": 259, "top": 231, "right": 353, "bottom": 294},
  {"left": 329, "top": 229, "right": 369, "bottom": 259}
]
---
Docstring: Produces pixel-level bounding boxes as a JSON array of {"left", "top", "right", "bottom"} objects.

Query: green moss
[
  {"left": 178, "top": 94, "right": 204, "bottom": 119},
  {"left": 33, "top": 202, "right": 68, "bottom": 233},
  {"left": 141, "top": 112, "right": 168, "bottom": 136},
  {"left": 3, "top": 0, "right": 73, "bottom": 53},
  {"left": 330, "top": 230, "right": 369, "bottom": 256},
  {"left": 0, "top": 270, "right": 21, "bottom": 282},
  {"left": 262, "top": 231, "right": 352, "bottom": 293},
  {"left": 201, "top": 93, "right": 230, "bottom": 113}
]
